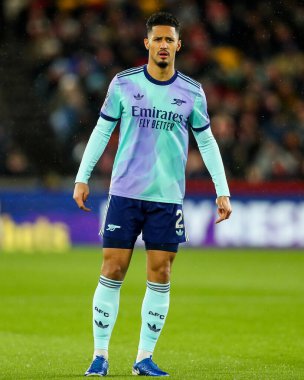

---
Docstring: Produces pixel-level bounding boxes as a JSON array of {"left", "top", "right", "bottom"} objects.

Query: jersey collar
[{"left": 144, "top": 65, "right": 178, "bottom": 85}]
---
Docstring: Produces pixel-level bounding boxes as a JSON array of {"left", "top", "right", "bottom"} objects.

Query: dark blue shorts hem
[
  {"left": 102, "top": 237, "right": 179, "bottom": 252},
  {"left": 103, "top": 237, "right": 136, "bottom": 249},
  {"left": 145, "top": 242, "right": 179, "bottom": 252}
]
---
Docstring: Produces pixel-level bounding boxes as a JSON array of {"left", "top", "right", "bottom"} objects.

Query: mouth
[{"left": 158, "top": 51, "right": 169, "bottom": 59}]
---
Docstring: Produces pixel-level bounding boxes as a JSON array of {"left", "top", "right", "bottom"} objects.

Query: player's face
[{"left": 144, "top": 25, "right": 181, "bottom": 68}]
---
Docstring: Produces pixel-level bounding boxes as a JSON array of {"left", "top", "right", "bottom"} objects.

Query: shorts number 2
[{"left": 175, "top": 209, "right": 184, "bottom": 229}]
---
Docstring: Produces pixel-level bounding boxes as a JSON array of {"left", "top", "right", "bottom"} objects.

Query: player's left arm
[
  {"left": 215, "top": 195, "right": 232, "bottom": 224},
  {"left": 189, "top": 87, "right": 232, "bottom": 223},
  {"left": 192, "top": 127, "right": 232, "bottom": 223}
]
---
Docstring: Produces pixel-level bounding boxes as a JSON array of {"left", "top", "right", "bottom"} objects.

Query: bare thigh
[
  {"left": 101, "top": 248, "right": 134, "bottom": 281},
  {"left": 146, "top": 250, "right": 177, "bottom": 283}
]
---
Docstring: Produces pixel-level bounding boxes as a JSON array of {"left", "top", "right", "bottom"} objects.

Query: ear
[
  {"left": 144, "top": 38, "right": 149, "bottom": 50},
  {"left": 176, "top": 40, "right": 182, "bottom": 52}
]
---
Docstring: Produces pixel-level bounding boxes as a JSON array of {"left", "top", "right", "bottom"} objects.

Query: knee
[
  {"left": 101, "top": 261, "right": 127, "bottom": 281},
  {"left": 150, "top": 263, "right": 171, "bottom": 283}
]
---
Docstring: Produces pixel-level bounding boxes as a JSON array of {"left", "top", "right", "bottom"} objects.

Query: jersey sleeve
[
  {"left": 192, "top": 128, "right": 230, "bottom": 197},
  {"left": 188, "top": 87, "right": 210, "bottom": 132},
  {"left": 75, "top": 116, "right": 118, "bottom": 183},
  {"left": 100, "top": 75, "right": 122, "bottom": 121},
  {"left": 189, "top": 86, "right": 230, "bottom": 197}
]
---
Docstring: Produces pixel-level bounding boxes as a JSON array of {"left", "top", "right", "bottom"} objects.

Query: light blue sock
[
  {"left": 138, "top": 281, "right": 170, "bottom": 353},
  {"left": 93, "top": 275, "right": 122, "bottom": 350}
]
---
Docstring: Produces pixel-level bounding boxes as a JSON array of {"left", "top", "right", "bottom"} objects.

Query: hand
[
  {"left": 73, "top": 182, "right": 91, "bottom": 212},
  {"left": 215, "top": 196, "right": 232, "bottom": 224}
]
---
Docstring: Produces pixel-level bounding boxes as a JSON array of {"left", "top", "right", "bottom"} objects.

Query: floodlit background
[{"left": 0, "top": 0, "right": 303, "bottom": 250}]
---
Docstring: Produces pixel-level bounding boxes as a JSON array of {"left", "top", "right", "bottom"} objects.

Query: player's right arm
[
  {"left": 73, "top": 75, "right": 122, "bottom": 211},
  {"left": 73, "top": 182, "right": 91, "bottom": 211}
]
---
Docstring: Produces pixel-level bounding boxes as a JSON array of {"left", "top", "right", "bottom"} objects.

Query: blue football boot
[
  {"left": 132, "top": 356, "right": 169, "bottom": 376},
  {"left": 85, "top": 355, "right": 109, "bottom": 377}
]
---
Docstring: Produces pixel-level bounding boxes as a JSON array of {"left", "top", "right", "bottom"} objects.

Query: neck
[{"left": 146, "top": 61, "right": 175, "bottom": 81}]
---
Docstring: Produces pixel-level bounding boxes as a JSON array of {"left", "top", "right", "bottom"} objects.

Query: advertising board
[{"left": 0, "top": 191, "right": 303, "bottom": 250}]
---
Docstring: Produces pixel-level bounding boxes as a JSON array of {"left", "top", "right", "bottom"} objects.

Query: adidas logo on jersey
[
  {"left": 94, "top": 320, "right": 109, "bottom": 329},
  {"left": 134, "top": 93, "right": 144, "bottom": 100},
  {"left": 147, "top": 323, "right": 161, "bottom": 333},
  {"left": 176, "top": 229, "right": 183, "bottom": 236}
]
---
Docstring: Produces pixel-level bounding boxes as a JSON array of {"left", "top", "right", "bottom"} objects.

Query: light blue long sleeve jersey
[{"left": 76, "top": 65, "right": 230, "bottom": 204}]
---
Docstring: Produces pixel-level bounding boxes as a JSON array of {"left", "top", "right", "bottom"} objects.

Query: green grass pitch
[{"left": 0, "top": 248, "right": 304, "bottom": 380}]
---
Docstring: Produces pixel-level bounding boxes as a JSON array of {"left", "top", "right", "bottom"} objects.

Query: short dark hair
[{"left": 146, "top": 12, "right": 181, "bottom": 36}]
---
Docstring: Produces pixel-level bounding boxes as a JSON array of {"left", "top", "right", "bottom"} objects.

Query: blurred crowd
[{"left": 1, "top": 0, "right": 304, "bottom": 183}]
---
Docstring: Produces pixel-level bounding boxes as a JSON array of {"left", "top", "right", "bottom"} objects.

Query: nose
[{"left": 160, "top": 39, "right": 168, "bottom": 49}]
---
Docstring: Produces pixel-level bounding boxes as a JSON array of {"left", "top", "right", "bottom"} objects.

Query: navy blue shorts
[{"left": 100, "top": 195, "right": 187, "bottom": 252}]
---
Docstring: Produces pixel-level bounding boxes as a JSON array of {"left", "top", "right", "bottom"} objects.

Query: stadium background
[{"left": 1, "top": 2, "right": 304, "bottom": 380}]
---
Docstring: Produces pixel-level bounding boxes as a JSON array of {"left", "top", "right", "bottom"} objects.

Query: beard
[{"left": 157, "top": 61, "right": 169, "bottom": 68}]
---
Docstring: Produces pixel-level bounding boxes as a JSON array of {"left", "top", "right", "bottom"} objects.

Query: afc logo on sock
[
  {"left": 149, "top": 310, "right": 165, "bottom": 320},
  {"left": 95, "top": 306, "right": 109, "bottom": 317}
]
